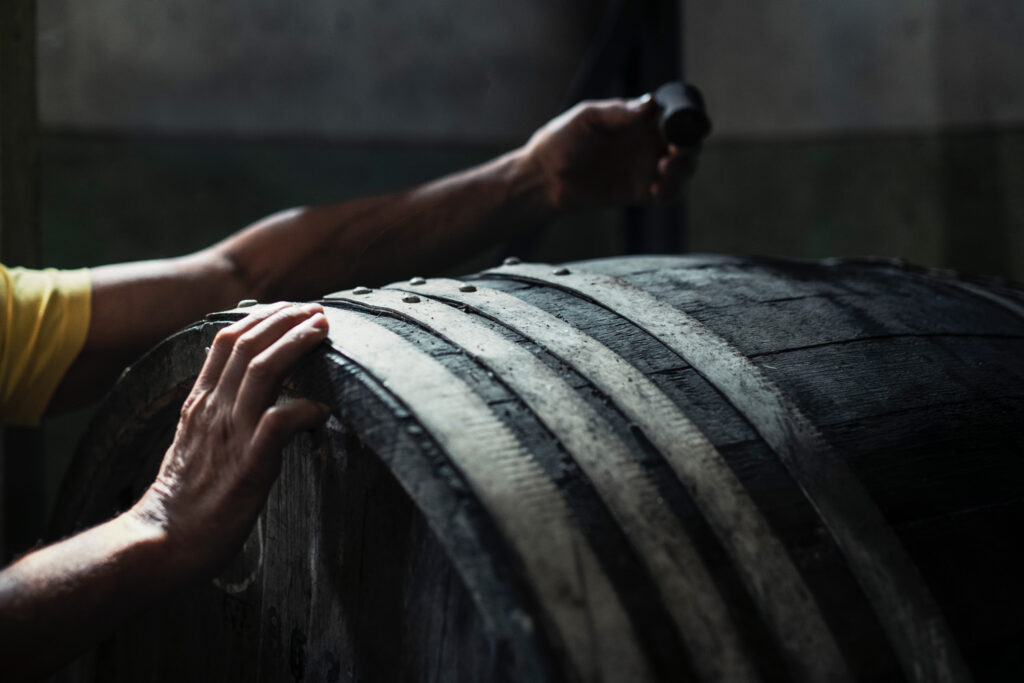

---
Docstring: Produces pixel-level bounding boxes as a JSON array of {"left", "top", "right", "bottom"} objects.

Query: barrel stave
[
  {"left": 492, "top": 256, "right": 1024, "bottom": 680},
  {"left": 469, "top": 272, "right": 906, "bottom": 680}
]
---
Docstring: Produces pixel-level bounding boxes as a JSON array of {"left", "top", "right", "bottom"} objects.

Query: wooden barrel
[{"left": 52, "top": 254, "right": 1024, "bottom": 682}]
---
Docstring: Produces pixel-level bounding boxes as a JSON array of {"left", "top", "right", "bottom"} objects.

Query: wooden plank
[
  {"left": 389, "top": 277, "right": 852, "bottom": 682},
  {"left": 330, "top": 286, "right": 759, "bottom": 682},
  {"left": 484, "top": 261, "right": 972, "bottom": 683},
  {"left": 319, "top": 305, "right": 652, "bottom": 683}
]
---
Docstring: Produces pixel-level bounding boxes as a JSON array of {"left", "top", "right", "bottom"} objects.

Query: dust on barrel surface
[{"left": 51, "top": 254, "right": 1024, "bottom": 682}]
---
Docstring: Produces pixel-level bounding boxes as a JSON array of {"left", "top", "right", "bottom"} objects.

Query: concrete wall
[
  {"left": 686, "top": 1, "right": 1024, "bottom": 136},
  {"left": 38, "top": 0, "right": 600, "bottom": 141},
  {"left": 684, "top": 0, "right": 1024, "bottom": 280}
]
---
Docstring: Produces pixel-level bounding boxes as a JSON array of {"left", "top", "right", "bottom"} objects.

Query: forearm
[
  {"left": 212, "top": 145, "right": 552, "bottom": 301},
  {"left": 0, "top": 512, "right": 177, "bottom": 681}
]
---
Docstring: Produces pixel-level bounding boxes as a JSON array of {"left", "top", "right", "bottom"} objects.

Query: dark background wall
[
  {"left": 35, "top": 1, "right": 1024, "bottom": 279},
  {"left": 684, "top": 1, "right": 1024, "bottom": 279},
  {"left": 14, "top": 0, "right": 1024, "bottom": 536}
]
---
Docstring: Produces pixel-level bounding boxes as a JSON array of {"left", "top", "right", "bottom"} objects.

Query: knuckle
[
  {"left": 270, "top": 303, "right": 304, "bottom": 321},
  {"left": 246, "top": 355, "right": 276, "bottom": 383},
  {"left": 289, "top": 321, "right": 323, "bottom": 343},
  {"left": 200, "top": 399, "right": 223, "bottom": 425},
  {"left": 262, "top": 404, "right": 287, "bottom": 428},
  {"left": 260, "top": 405, "right": 302, "bottom": 441},
  {"left": 181, "top": 396, "right": 199, "bottom": 418},
  {"left": 564, "top": 102, "right": 595, "bottom": 125},
  {"left": 213, "top": 327, "right": 241, "bottom": 350},
  {"left": 180, "top": 389, "right": 207, "bottom": 420},
  {"left": 575, "top": 104, "right": 597, "bottom": 123},
  {"left": 233, "top": 332, "right": 261, "bottom": 357}
]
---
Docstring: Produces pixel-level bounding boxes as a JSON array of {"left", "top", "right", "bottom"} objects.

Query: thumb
[
  {"left": 628, "top": 92, "right": 656, "bottom": 113},
  {"left": 249, "top": 399, "right": 331, "bottom": 468},
  {"left": 587, "top": 94, "right": 656, "bottom": 128}
]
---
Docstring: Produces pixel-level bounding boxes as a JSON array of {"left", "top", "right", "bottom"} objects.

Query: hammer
[{"left": 654, "top": 81, "right": 712, "bottom": 147}]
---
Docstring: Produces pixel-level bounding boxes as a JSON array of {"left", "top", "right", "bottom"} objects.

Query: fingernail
[{"left": 631, "top": 93, "right": 653, "bottom": 110}]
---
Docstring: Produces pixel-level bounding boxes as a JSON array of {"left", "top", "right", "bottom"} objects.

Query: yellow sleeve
[{"left": 0, "top": 264, "right": 92, "bottom": 426}]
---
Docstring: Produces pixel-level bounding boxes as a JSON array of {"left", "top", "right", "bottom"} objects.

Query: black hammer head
[{"left": 654, "top": 81, "right": 712, "bottom": 147}]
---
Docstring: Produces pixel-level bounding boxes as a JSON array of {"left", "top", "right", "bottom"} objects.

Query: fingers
[
  {"left": 232, "top": 312, "right": 329, "bottom": 424},
  {"left": 629, "top": 92, "right": 656, "bottom": 115},
  {"left": 650, "top": 145, "right": 701, "bottom": 202},
  {"left": 660, "top": 145, "right": 700, "bottom": 177},
  {"left": 193, "top": 302, "right": 292, "bottom": 393},
  {"left": 527, "top": 93, "right": 700, "bottom": 210},
  {"left": 138, "top": 302, "right": 332, "bottom": 581},
  {"left": 582, "top": 94, "right": 657, "bottom": 129},
  {"left": 588, "top": 95, "right": 700, "bottom": 204},
  {"left": 248, "top": 399, "right": 331, "bottom": 473},
  {"left": 216, "top": 303, "right": 325, "bottom": 399}
]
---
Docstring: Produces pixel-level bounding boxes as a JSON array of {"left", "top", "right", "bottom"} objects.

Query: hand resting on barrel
[
  {"left": 524, "top": 94, "right": 699, "bottom": 210},
  {"left": 0, "top": 303, "right": 329, "bottom": 680},
  {"left": 131, "top": 302, "right": 331, "bottom": 578}
]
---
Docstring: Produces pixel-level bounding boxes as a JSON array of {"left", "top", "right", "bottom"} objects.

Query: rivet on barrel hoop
[
  {"left": 409, "top": 276, "right": 427, "bottom": 286},
  {"left": 236, "top": 299, "right": 259, "bottom": 308},
  {"left": 503, "top": 256, "right": 521, "bottom": 266},
  {"left": 352, "top": 287, "right": 372, "bottom": 295},
  {"left": 553, "top": 267, "right": 571, "bottom": 276},
  {"left": 459, "top": 284, "right": 477, "bottom": 293},
  {"left": 403, "top": 294, "right": 422, "bottom": 304}
]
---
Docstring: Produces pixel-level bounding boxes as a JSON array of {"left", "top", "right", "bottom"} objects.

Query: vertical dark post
[
  {"left": 674, "top": 0, "right": 689, "bottom": 253},
  {"left": 625, "top": 0, "right": 685, "bottom": 255},
  {"left": 939, "top": 136, "right": 1011, "bottom": 278},
  {"left": 1, "top": 0, "right": 46, "bottom": 561},
  {"left": 503, "top": 0, "right": 689, "bottom": 260}
]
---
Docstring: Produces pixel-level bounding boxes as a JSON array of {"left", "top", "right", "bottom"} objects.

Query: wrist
[
  {"left": 505, "top": 144, "right": 562, "bottom": 217},
  {"left": 123, "top": 495, "right": 196, "bottom": 586},
  {"left": 115, "top": 508, "right": 179, "bottom": 579}
]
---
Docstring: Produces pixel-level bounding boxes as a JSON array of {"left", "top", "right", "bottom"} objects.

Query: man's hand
[
  {"left": 523, "top": 94, "right": 700, "bottom": 211},
  {"left": 0, "top": 303, "right": 330, "bottom": 680},
  {"left": 131, "top": 302, "right": 330, "bottom": 579}
]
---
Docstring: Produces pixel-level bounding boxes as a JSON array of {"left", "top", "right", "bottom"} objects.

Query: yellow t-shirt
[{"left": 0, "top": 264, "right": 92, "bottom": 426}]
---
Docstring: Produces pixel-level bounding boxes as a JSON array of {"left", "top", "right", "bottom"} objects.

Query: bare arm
[
  {"left": 0, "top": 303, "right": 331, "bottom": 680},
  {"left": 50, "top": 96, "right": 695, "bottom": 411}
]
